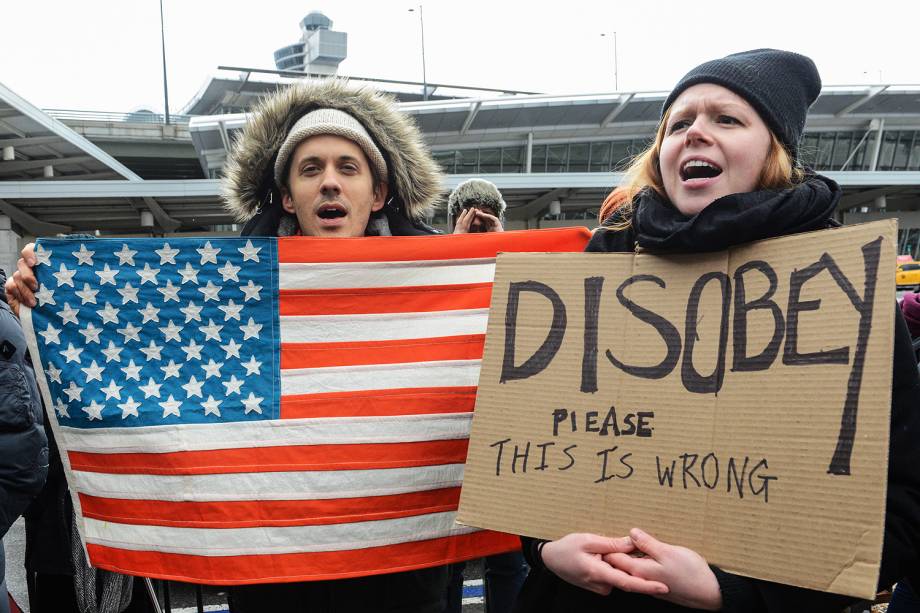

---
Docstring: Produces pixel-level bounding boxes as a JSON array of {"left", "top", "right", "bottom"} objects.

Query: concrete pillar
[
  {"left": 875, "top": 195, "right": 887, "bottom": 211},
  {"left": 43, "top": 165, "right": 54, "bottom": 178},
  {"left": 0, "top": 216, "right": 20, "bottom": 279},
  {"left": 2, "top": 146, "right": 13, "bottom": 161}
]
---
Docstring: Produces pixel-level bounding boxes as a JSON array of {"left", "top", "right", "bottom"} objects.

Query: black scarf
[{"left": 633, "top": 174, "right": 841, "bottom": 253}]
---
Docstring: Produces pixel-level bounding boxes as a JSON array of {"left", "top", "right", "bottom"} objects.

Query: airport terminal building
[{"left": 1, "top": 11, "right": 919, "bottom": 275}]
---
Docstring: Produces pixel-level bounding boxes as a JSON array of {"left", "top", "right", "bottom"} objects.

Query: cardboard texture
[{"left": 457, "top": 221, "right": 897, "bottom": 599}]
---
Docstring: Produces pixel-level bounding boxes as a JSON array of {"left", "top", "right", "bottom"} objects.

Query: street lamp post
[
  {"left": 408, "top": 5, "right": 428, "bottom": 100},
  {"left": 601, "top": 32, "right": 618, "bottom": 91},
  {"left": 159, "top": 0, "right": 171, "bottom": 124}
]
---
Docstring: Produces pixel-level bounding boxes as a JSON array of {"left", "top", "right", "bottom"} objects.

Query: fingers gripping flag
[{"left": 21, "top": 229, "right": 590, "bottom": 584}]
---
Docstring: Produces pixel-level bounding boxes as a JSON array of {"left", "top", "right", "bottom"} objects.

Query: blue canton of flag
[{"left": 28, "top": 237, "right": 280, "bottom": 428}]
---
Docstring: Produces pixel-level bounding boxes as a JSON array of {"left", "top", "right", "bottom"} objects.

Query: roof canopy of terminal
[{"left": 0, "top": 82, "right": 141, "bottom": 182}]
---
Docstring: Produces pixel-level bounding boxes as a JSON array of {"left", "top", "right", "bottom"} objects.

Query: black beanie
[{"left": 661, "top": 49, "right": 821, "bottom": 159}]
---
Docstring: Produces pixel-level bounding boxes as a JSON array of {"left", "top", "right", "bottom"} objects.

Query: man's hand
[
  {"left": 4, "top": 242, "right": 38, "bottom": 317},
  {"left": 603, "top": 528, "right": 723, "bottom": 610},
  {"left": 452, "top": 208, "right": 504, "bottom": 234},
  {"left": 541, "top": 532, "right": 669, "bottom": 597}
]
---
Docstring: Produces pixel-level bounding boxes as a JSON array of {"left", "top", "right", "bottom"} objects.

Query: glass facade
[{"left": 432, "top": 130, "right": 920, "bottom": 176}]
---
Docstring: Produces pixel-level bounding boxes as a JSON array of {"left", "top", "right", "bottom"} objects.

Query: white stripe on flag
[
  {"left": 279, "top": 309, "right": 489, "bottom": 343},
  {"left": 60, "top": 413, "right": 473, "bottom": 454},
  {"left": 280, "top": 360, "right": 482, "bottom": 395},
  {"left": 72, "top": 463, "right": 464, "bottom": 502},
  {"left": 83, "top": 511, "right": 477, "bottom": 556},
  {"left": 278, "top": 259, "right": 496, "bottom": 289}
]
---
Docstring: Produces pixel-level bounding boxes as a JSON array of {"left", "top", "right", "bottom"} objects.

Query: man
[
  {"left": 5, "top": 79, "right": 450, "bottom": 613},
  {"left": 448, "top": 178, "right": 505, "bottom": 234}
]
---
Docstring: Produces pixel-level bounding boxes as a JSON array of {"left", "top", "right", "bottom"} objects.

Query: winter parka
[
  {"left": 0, "top": 267, "right": 48, "bottom": 538},
  {"left": 222, "top": 78, "right": 443, "bottom": 237}
]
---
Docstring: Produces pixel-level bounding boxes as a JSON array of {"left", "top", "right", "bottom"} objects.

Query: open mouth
[
  {"left": 317, "top": 204, "right": 347, "bottom": 220},
  {"left": 680, "top": 159, "right": 723, "bottom": 181}
]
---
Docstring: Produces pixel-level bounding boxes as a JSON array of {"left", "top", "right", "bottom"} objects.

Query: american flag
[{"left": 21, "top": 228, "right": 590, "bottom": 584}]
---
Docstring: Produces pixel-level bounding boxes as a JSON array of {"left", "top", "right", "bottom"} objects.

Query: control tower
[{"left": 273, "top": 11, "right": 347, "bottom": 76}]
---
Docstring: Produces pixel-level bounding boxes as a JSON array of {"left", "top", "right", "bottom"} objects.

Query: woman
[{"left": 515, "top": 49, "right": 920, "bottom": 613}]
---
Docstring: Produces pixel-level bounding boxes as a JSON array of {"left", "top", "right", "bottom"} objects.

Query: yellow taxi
[{"left": 896, "top": 261, "right": 920, "bottom": 288}]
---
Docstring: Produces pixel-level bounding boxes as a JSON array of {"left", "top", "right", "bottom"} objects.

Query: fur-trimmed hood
[{"left": 222, "top": 79, "right": 443, "bottom": 228}]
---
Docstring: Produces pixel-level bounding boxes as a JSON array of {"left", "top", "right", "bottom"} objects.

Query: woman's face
[{"left": 659, "top": 83, "right": 772, "bottom": 216}]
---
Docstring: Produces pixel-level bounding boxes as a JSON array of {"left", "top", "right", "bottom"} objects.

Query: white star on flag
[
  {"left": 118, "top": 396, "right": 141, "bottom": 419},
  {"left": 181, "top": 339, "right": 204, "bottom": 361},
  {"left": 53, "top": 398, "right": 69, "bottom": 418},
  {"left": 197, "top": 241, "right": 220, "bottom": 265},
  {"left": 201, "top": 395, "right": 222, "bottom": 416},
  {"left": 63, "top": 381, "right": 82, "bottom": 402},
  {"left": 238, "top": 240, "right": 261, "bottom": 262},
  {"left": 100, "top": 380, "right": 123, "bottom": 401},
  {"left": 34, "top": 285, "right": 56, "bottom": 307},
  {"left": 199, "top": 319, "right": 223, "bottom": 342},
  {"left": 181, "top": 376, "right": 205, "bottom": 399},
  {"left": 139, "top": 302, "right": 161, "bottom": 324},
  {"left": 60, "top": 343, "right": 83, "bottom": 364},
  {"left": 97, "top": 303, "right": 121, "bottom": 324},
  {"left": 33, "top": 244, "right": 52, "bottom": 265},
  {"left": 75, "top": 283, "right": 98, "bottom": 305},
  {"left": 240, "top": 318, "right": 262, "bottom": 340},
  {"left": 159, "top": 320, "right": 183, "bottom": 343},
  {"left": 240, "top": 280, "right": 262, "bottom": 302},
  {"left": 201, "top": 359, "right": 223, "bottom": 379},
  {"left": 95, "top": 264, "right": 119, "bottom": 285},
  {"left": 139, "top": 340, "right": 164, "bottom": 362},
  {"left": 72, "top": 244, "right": 95, "bottom": 266},
  {"left": 198, "top": 281, "right": 221, "bottom": 302},
  {"left": 58, "top": 303, "right": 79, "bottom": 325},
  {"left": 222, "top": 375, "right": 244, "bottom": 395},
  {"left": 160, "top": 395, "right": 182, "bottom": 418},
  {"left": 78, "top": 323, "right": 103, "bottom": 344},
  {"left": 218, "top": 300, "right": 243, "bottom": 321},
  {"left": 81, "top": 360, "right": 105, "bottom": 383},
  {"left": 139, "top": 378, "right": 163, "bottom": 399},
  {"left": 242, "top": 356, "right": 262, "bottom": 376},
  {"left": 117, "top": 322, "right": 142, "bottom": 343},
  {"left": 45, "top": 363, "right": 62, "bottom": 384},
  {"left": 39, "top": 323, "right": 61, "bottom": 345},
  {"left": 137, "top": 263, "right": 160, "bottom": 285},
  {"left": 120, "top": 360, "right": 143, "bottom": 381},
  {"left": 101, "top": 341, "right": 123, "bottom": 363},
  {"left": 160, "top": 359, "right": 183, "bottom": 379},
  {"left": 242, "top": 392, "right": 263, "bottom": 414},
  {"left": 157, "top": 280, "right": 181, "bottom": 302},
  {"left": 114, "top": 244, "right": 137, "bottom": 266},
  {"left": 181, "top": 301, "right": 203, "bottom": 323},
  {"left": 156, "top": 243, "right": 180, "bottom": 265},
  {"left": 117, "top": 283, "right": 140, "bottom": 304},
  {"left": 217, "top": 260, "right": 241, "bottom": 282},
  {"left": 53, "top": 264, "right": 76, "bottom": 287},
  {"left": 178, "top": 262, "right": 199, "bottom": 284},
  {"left": 82, "top": 400, "right": 104, "bottom": 421}
]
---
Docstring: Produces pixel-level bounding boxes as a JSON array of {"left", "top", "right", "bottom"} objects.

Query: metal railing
[{"left": 44, "top": 109, "right": 192, "bottom": 125}]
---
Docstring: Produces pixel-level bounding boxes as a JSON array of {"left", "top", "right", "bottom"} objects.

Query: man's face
[{"left": 281, "top": 134, "right": 387, "bottom": 237}]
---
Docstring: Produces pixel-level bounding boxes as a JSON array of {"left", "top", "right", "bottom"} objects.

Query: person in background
[
  {"left": 0, "top": 267, "right": 48, "bottom": 613},
  {"left": 514, "top": 48, "right": 920, "bottom": 613},
  {"left": 449, "top": 178, "right": 506, "bottom": 234},
  {"left": 445, "top": 178, "right": 526, "bottom": 613}
]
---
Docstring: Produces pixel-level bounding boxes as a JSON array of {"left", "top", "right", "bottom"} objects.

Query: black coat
[
  {"left": 515, "top": 225, "right": 920, "bottom": 613},
  {"left": 0, "top": 268, "right": 48, "bottom": 539}
]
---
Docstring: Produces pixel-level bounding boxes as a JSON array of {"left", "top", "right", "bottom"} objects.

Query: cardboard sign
[{"left": 457, "top": 221, "right": 897, "bottom": 599}]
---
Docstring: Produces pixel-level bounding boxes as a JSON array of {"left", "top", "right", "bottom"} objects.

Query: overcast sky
[{"left": 3, "top": 0, "right": 917, "bottom": 114}]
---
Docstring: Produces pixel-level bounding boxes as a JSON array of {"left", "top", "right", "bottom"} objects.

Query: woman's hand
[
  {"left": 541, "top": 532, "right": 669, "bottom": 596},
  {"left": 4, "top": 242, "right": 38, "bottom": 317},
  {"left": 604, "top": 528, "right": 723, "bottom": 611}
]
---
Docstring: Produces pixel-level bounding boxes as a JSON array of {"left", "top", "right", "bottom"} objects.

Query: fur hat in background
[
  {"left": 447, "top": 178, "right": 506, "bottom": 220},
  {"left": 662, "top": 49, "right": 821, "bottom": 159}
]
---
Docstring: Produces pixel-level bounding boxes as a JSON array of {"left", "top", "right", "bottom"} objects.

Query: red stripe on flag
[
  {"left": 69, "top": 439, "right": 469, "bottom": 475},
  {"left": 86, "top": 531, "right": 522, "bottom": 584},
  {"left": 279, "top": 283, "right": 493, "bottom": 316},
  {"left": 280, "top": 386, "right": 477, "bottom": 419},
  {"left": 281, "top": 335, "right": 485, "bottom": 369},
  {"left": 79, "top": 488, "right": 462, "bottom": 528},
  {"left": 277, "top": 227, "right": 592, "bottom": 263}
]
